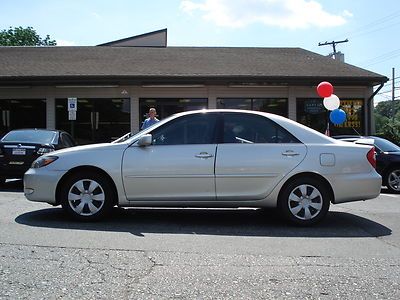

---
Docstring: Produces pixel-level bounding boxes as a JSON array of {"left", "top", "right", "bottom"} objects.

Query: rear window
[
  {"left": 374, "top": 137, "right": 400, "bottom": 152},
  {"left": 1, "top": 130, "right": 57, "bottom": 144}
]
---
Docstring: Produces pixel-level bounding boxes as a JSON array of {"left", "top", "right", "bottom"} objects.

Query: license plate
[
  {"left": 9, "top": 161, "right": 24, "bottom": 165},
  {"left": 12, "top": 148, "right": 26, "bottom": 155}
]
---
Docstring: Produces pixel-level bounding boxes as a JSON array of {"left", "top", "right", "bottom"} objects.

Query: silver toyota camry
[{"left": 24, "top": 109, "right": 381, "bottom": 226}]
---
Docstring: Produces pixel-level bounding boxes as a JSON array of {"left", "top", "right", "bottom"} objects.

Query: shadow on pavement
[
  {"left": 15, "top": 206, "right": 392, "bottom": 238},
  {"left": 380, "top": 187, "right": 400, "bottom": 195}
]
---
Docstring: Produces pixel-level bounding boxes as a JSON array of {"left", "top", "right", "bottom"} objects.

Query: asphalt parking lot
[{"left": 0, "top": 180, "right": 399, "bottom": 299}]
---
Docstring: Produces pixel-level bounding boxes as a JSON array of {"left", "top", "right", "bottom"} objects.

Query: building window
[
  {"left": 56, "top": 98, "right": 130, "bottom": 144},
  {"left": 0, "top": 99, "right": 46, "bottom": 136},
  {"left": 335, "top": 99, "right": 365, "bottom": 135},
  {"left": 217, "top": 98, "right": 288, "bottom": 117},
  {"left": 139, "top": 98, "right": 208, "bottom": 126},
  {"left": 297, "top": 98, "right": 365, "bottom": 135}
]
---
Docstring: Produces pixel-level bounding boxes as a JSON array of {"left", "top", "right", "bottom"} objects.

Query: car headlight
[
  {"left": 37, "top": 147, "right": 55, "bottom": 155},
  {"left": 32, "top": 156, "right": 58, "bottom": 168}
]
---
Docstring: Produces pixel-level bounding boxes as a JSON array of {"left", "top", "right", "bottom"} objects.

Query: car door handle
[
  {"left": 195, "top": 152, "right": 214, "bottom": 159},
  {"left": 282, "top": 150, "right": 300, "bottom": 157}
]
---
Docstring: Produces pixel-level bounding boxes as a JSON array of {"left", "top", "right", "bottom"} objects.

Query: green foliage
[
  {"left": 0, "top": 26, "right": 56, "bottom": 46},
  {"left": 375, "top": 100, "right": 400, "bottom": 144},
  {"left": 375, "top": 100, "right": 400, "bottom": 118},
  {"left": 378, "top": 119, "right": 400, "bottom": 145}
]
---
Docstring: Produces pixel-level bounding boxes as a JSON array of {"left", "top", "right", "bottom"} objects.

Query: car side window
[
  {"left": 61, "top": 133, "right": 76, "bottom": 147},
  {"left": 151, "top": 114, "right": 218, "bottom": 145},
  {"left": 222, "top": 113, "right": 299, "bottom": 144}
]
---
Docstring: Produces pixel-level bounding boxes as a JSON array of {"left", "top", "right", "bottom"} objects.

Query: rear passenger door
[{"left": 215, "top": 112, "right": 307, "bottom": 200}]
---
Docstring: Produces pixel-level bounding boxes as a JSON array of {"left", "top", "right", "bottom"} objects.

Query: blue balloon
[{"left": 330, "top": 109, "right": 346, "bottom": 125}]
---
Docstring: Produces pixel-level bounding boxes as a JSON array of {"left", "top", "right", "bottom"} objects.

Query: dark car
[
  {"left": 0, "top": 129, "right": 76, "bottom": 184},
  {"left": 333, "top": 135, "right": 400, "bottom": 193}
]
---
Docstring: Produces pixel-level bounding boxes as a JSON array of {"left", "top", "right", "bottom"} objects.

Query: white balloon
[{"left": 323, "top": 94, "right": 340, "bottom": 111}]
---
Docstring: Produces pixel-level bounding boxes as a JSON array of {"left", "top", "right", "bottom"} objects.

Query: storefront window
[
  {"left": 0, "top": 99, "right": 46, "bottom": 136},
  {"left": 217, "top": 98, "right": 288, "bottom": 117},
  {"left": 297, "top": 98, "right": 365, "bottom": 135},
  {"left": 56, "top": 98, "right": 130, "bottom": 144},
  {"left": 334, "top": 99, "right": 365, "bottom": 135},
  {"left": 139, "top": 98, "right": 208, "bottom": 127}
]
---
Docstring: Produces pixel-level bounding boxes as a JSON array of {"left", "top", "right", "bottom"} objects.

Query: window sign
[
  {"left": 303, "top": 99, "right": 325, "bottom": 115},
  {"left": 68, "top": 98, "right": 77, "bottom": 111},
  {"left": 334, "top": 99, "right": 363, "bottom": 130},
  {"left": 296, "top": 98, "right": 365, "bottom": 135}
]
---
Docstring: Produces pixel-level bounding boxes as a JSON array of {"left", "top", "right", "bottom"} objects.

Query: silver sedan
[{"left": 24, "top": 109, "right": 381, "bottom": 226}]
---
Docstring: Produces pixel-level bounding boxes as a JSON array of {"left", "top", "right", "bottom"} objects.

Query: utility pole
[
  {"left": 318, "top": 39, "right": 349, "bottom": 56},
  {"left": 393, "top": 67, "right": 395, "bottom": 121}
]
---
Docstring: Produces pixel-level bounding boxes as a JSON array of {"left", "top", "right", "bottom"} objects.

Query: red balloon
[{"left": 317, "top": 81, "right": 333, "bottom": 98}]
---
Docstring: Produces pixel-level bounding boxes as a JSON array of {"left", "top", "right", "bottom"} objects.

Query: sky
[{"left": 1, "top": 0, "right": 399, "bottom": 104}]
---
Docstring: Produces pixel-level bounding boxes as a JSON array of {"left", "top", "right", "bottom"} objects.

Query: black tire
[
  {"left": 60, "top": 171, "right": 116, "bottom": 221},
  {"left": 278, "top": 177, "right": 331, "bottom": 226},
  {"left": 384, "top": 167, "right": 400, "bottom": 193}
]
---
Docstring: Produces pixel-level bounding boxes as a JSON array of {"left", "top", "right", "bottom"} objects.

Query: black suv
[
  {"left": 333, "top": 135, "right": 400, "bottom": 193},
  {"left": 0, "top": 129, "right": 76, "bottom": 184}
]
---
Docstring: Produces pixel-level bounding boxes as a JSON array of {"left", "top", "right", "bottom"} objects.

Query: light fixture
[
  {"left": 0, "top": 86, "right": 31, "bottom": 89},
  {"left": 141, "top": 84, "right": 205, "bottom": 88},
  {"left": 55, "top": 85, "right": 119, "bottom": 88},
  {"left": 228, "top": 84, "right": 288, "bottom": 88}
]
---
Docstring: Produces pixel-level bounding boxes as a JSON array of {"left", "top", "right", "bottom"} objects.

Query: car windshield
[
  {"left": 1, "top": 130, "right": 56, "bottom": 144},
  {"left": 114, "top": 114, "right": 177, "bottom": 143},
  {"left": 112, "top": 132, "right": 133, "bottom": 143},
  {"left": 374, "top": 137, "right": 400, "bottom": 152}
]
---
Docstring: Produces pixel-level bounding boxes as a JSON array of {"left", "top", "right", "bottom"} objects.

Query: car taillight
[
  {"left": 37, "top": 147, "right": 55, "bottom": 155},
  {"left": 367, "top": 147, "right": 376, "bottom": 168}
]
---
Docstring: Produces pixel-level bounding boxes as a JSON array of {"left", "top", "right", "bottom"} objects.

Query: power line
[
  {"left": 330, "top": 9, "right": 400, "bottom": 41},
  {"left": 355, "top": 48, "right": 400, "bottom": 66}
]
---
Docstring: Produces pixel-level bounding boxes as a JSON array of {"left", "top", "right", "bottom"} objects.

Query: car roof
[
  {"left": 146, "top": 109, "right": 336, "bottom": 145},
  {"left": 6, "top": 128, "right": 62, "bottom": 133}
]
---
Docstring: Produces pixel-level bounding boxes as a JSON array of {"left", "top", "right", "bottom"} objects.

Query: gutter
[{"left": 367, "top": 82, "right": 385, "bottom": 135}]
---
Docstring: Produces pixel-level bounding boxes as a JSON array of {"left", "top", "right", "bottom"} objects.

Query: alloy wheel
[{"left": 388, "top": 170, "right": 400, "bottom": 192}]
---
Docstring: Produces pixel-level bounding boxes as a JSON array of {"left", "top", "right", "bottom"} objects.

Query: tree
[
  {"left": 375, "top": 99, "right": 400, "bottom": 119},
  {"left": 375, "top": 100, "right": 400, "bottom": 145},
  {"left": 0, "top": 26, "right": 56, "bottom": 46}
]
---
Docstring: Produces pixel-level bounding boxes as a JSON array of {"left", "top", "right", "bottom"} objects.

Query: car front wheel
[
  {"left": 278, "top": 177, "right": 331, "bottom": 226},
  {"left": 60, "top": 171, "right": 115, "bottom": 221},
  {"left": 385, "top": 167, "right": 400, "bottom": 193}
]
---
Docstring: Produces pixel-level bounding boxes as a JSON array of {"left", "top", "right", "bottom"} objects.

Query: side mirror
[{"left": 137, "top": 134, "right": 152, "bottom": 146}]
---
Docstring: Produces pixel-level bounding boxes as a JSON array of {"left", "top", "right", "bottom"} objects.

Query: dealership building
[{"left": 0, "top": 29, "right": 388, "bottom": 144}]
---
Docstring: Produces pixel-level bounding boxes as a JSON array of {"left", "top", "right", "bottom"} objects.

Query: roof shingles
[{"left": 0, "top": 46, "right": 387, "bottom": 85}]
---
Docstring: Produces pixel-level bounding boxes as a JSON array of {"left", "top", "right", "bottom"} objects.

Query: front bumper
[{"left": 24, "top": 168, "right": 67, "bottom": 205}]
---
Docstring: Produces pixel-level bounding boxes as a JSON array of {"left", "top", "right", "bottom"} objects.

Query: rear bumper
[
  {"left": 0, "top": 156, "right": 38, "bottom": 178},
  {"left": 23, "top": 168, "right": 66, "bottom": 205},
  {"left": 0, "top": 164, "right": 30, "bottom": 178},
  {"left": 328, "top": 171, "right": 382, "bottom": 204}
]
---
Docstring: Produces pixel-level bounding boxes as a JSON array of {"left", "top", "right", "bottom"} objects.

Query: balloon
[
  {"left": 323, "top": 94, "right": 340, "bottom": 111},
  {"left": 317, "top": 81, "right": 334, "bottom": 98},
  {"left": 330, "top": 109, "right": 346, "bottom": 125}
]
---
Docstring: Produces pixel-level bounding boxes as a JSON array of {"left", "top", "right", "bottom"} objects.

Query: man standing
[{"left": 141, "top": 108, "right": 160, "bottom": 130}]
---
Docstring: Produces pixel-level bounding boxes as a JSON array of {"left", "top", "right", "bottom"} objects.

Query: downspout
[{"left": 367, "top": 82, "right": 384, "bottom": 135}]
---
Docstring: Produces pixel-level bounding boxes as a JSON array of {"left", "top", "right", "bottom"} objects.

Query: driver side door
[{"left": 122, "top": 113, "right": 219, "bottom": 201}]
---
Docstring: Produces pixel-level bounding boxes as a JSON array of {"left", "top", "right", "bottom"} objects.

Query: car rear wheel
[
  {"left": 278, "top": 177, "right": 331, "bottom": 226},
  {"left": 385, "top": 167, "right": 400, "bottom": 193},
  {"left": 60, "top": 171, "right": 115, "bottom": 221}
]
